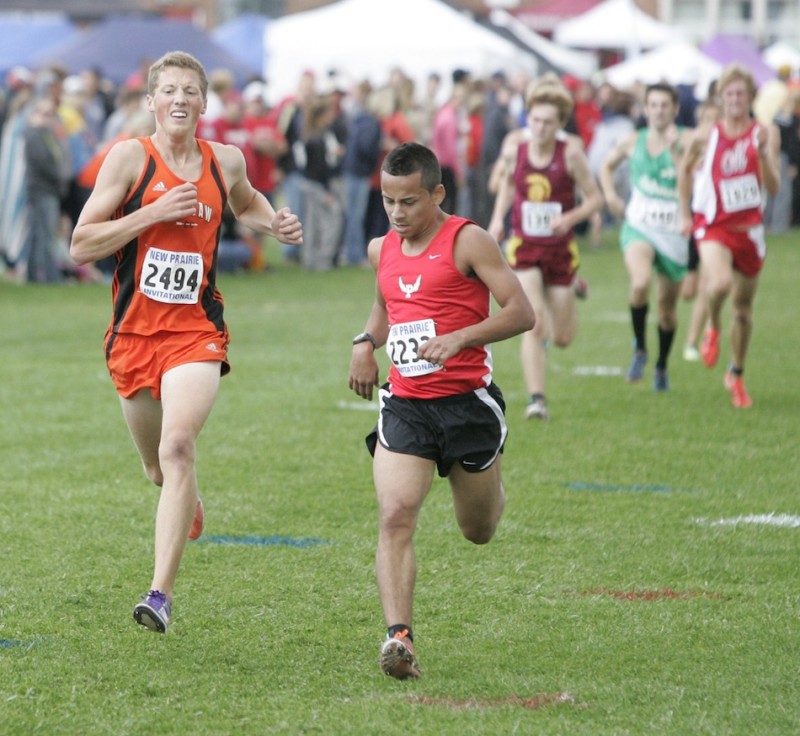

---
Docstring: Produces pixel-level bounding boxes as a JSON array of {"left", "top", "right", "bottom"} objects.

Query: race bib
[
  {"left": 628, "top": 191, "right": 679, "bottom": 232},
  {"left": 386, "top": 318, "right": 443, "bottom": 377},
  {"left": 521, "top": 201, "right": 562, "bottom": 237},
  {"left": 139, "top": 247, "right": 203, "bottom": 304},
  {"left": 719, "top": 174, "right": 760, "bottom": 213}
]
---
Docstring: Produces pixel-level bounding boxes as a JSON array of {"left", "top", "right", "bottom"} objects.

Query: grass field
[{"left": 1, "top": 228, "right": 798, "bottom": 735}]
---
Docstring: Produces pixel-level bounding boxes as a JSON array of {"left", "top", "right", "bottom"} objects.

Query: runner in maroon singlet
[{"left": 489, "top": 77, "right": 602, "bottom": 420}]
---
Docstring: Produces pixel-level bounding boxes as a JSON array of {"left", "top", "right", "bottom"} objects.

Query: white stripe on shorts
[{"left": 473, "top": 386, "right": 507, "bottom": 471}]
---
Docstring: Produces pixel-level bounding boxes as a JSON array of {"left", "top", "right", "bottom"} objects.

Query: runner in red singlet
[
  {"left": 70, "top": 51, "right": 303, "bottom": 633},
  {"left": 678, "top": 64, "right": 779, "bottom": 408},
  {"left": 348, "top": 142, "right": 533, "bottom": 679}
]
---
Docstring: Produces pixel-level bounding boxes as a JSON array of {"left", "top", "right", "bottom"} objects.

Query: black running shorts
[
  {"left": 688, "top": 235, "right": 699, "bottom": 272},
  {"left": 366, "top": 382, "right": 507, "bottom": 477}
]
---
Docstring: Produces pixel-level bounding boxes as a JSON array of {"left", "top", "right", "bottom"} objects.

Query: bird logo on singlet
[{"left": 398, "top": 275, "right": 421, "bottom": 298}]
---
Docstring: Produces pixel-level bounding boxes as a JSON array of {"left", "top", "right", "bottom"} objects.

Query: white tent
[
  {"left": 264, "top": 0, "right": 538, "bottom": 103},
  {"left": 488, "top": 8, "right": 598, "bottom": 80},
  {"left": 553, "top": 0, "right": 681, "bottom": 56},
  {"left": 762, "top": 40, "right": 800, "bottom": 72},
  {"left": 603, "top": 41, "right": 722, "bottom": 96}
]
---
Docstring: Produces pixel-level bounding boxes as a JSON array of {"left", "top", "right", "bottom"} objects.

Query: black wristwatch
[{"left": 352, "top": 332, "right": 377, "bottom": 350}]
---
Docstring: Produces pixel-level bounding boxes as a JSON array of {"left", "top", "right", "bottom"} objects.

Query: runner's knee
[
  {"left": 158, "top": 433, "right": 197, "bottom": 472},
  {"left": 143, "top": 462, "right": 163, "bottom": 486},
  {"left": 460, "top": 517, "right": 499, "bottom": 545}
]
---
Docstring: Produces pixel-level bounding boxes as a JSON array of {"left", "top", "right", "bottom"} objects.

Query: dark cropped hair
[
  {"left": 382, "top": 142, "right": 441, "bottom": 192},
  {"left": 645, "top": 82, "right": 679, "bottom": 105}
]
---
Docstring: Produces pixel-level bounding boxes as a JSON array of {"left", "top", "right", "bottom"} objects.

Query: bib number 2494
[{"left": 140, "top": 247, "right": 202, "bottom": 304}]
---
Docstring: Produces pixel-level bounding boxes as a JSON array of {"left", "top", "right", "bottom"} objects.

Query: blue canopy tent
[
  {"left": 211, "top": 12, "right": 269, "bottom": 79},
  {"left": 0, "top": 13, "right": 75, "bottom": 80},
  {"left": 29, "top": 15, "right": 261, "bottom": 88}
]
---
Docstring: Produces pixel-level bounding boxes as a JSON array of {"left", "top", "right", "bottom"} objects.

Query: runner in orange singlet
[{"left": 70, "top": 51, "right": 303, "bottom": 633}]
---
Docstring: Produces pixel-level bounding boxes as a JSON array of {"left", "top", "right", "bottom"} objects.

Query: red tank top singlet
[
  {"left": 378, "top": 215, "right": 493, "bottom": 399},
  {"left": 707, "top": 121, "right": 764, "bottom": 229}
]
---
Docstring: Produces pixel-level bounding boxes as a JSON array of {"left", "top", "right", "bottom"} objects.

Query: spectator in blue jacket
[{"left": 340, "top": 80, "right": 382, "bottom": 266}]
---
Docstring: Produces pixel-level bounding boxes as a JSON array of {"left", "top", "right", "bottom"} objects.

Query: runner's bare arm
[
  {"left": 216, "top": 141, "right": 303, "bottom": 245},
  {"left": 758, "top": 123, "right": 780, "bottom": 197},
  {"left": 599, "top": 131, "right": 635, "bottom": 218},
  {"left": 349, "top": 237, "right": 388, "bottom": 400},
  {"left": 677, "top": 128, "right": 707, "bottom": 237},
  {"left": 70, "top": 139, "right": 199, "bottom": 265},
  {"left": 487, "top": 133, "right": 521, "bottom": 242},
  {"left": 557, "top": 142, "right": 603, "bottom": 234}
]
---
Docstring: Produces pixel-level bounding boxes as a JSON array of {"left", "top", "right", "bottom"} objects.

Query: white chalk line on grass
[
  {"left": 572, "top": 365, "right": 624, "bottom": 377},
  {"left": 588, "top": 310, "right": 630, "bottom": 324},
  {"left": 696, "top": 513, "right": 800, "bottom": 529},
  {"left": 336, "top": 400, "right": 379, "bottom": 412}
]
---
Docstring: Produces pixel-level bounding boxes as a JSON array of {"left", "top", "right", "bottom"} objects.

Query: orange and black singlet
[{"left": 107, "top": 137, "right": 228, "bottom": 339}]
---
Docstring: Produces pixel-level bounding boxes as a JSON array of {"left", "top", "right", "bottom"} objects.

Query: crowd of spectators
[{"left": 1, "top": 57, "right": 799, "bottom": 284}]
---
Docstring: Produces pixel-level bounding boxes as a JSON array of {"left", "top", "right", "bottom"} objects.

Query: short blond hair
[
  {"left": 525, "top": 79, "right": 574, "bottom": 125},
  {"left": 148, "top": 51, "right": 208, "bottom": 99},
  {"left": 717, "top": 63, "right": 757, "bottom": 101}
]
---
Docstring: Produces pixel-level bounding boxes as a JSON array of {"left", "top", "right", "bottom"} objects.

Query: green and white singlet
[{"left": 621, "top": 128, "right": 689, "bottom": 274}]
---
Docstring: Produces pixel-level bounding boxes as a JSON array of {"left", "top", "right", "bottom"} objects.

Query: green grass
[{"left": 1, "top": 229, "right": 799, "bottom": 735}]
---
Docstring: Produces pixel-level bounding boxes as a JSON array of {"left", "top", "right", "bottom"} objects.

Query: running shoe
[
  {"left": 683, "top": 344, "right": 700, "bottom": 362},
  {"left": 724, "top": 366, "right": 736, "bottom": 391},
  {"left": 524, "top": 396, "right": 549, "bottom": 421},
  {"left": 573, "top": 277, "right": 589, "bottom": 300},
  {"left": 133, "top": 590, "right": 171, "bottom": 633},
  {"left": 625, "top": 350, "right": 648, "bottom": 382},
  {"left": 380, "top": 630, "right": 421, "bottom": 680},
  {"left": 653, "top": 367, "right": 669, "bottom": 392},
  {"left": 188, "top": 497, "right": 204, "bottom": 541},
  {"left": 700, "top": 328, "right": 720, "bottom": 368},
  {"left": 725, "top": 369, "right": 752, "bottom": 409}
]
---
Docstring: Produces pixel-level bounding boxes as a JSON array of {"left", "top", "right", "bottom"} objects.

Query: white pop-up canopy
[
  {"left": 762, "top": 40, "right": 800, "bottom": 72},
  {"left": 264, "top": 0, "right": 539, "bottom": 103},
  {"left": 602, "top": 41, "right": 722, "bottom": 95},
  {"left": 489, "top": 8, "right": 598, "bottom": 80},
  {"left": 553, "top": 0, "right": 681, "bottom": 57}
]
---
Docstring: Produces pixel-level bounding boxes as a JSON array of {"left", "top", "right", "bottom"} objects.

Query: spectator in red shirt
[
  {"left": 564, "top": 75, "right": 601, "bottom": 149},
  {"left": 242, "top": 81, "right": 286, "bottom": 200},
  {"left": 207, "top": 90, "right": 267, "bottom": 271}
]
